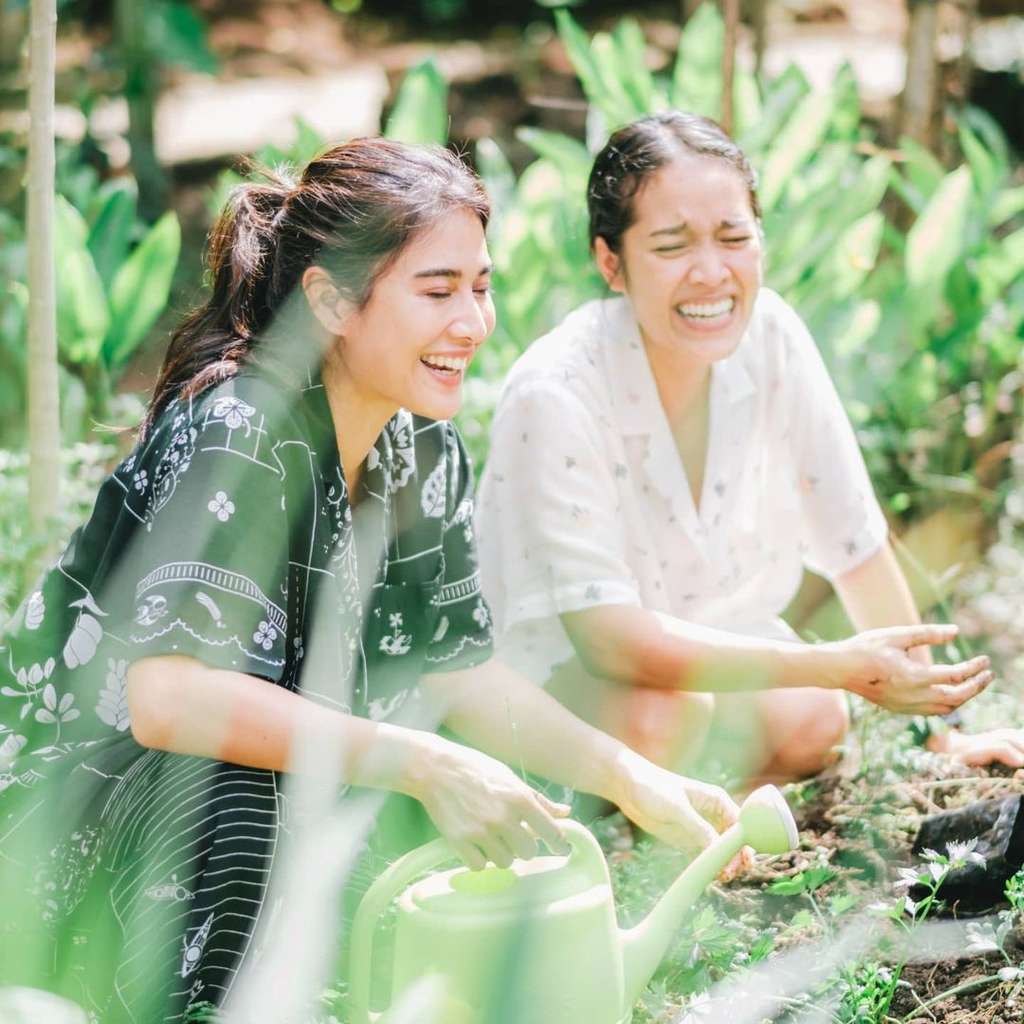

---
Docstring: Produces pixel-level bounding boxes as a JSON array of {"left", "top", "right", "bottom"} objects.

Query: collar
[
  {"left": 602, "top": 297, "right": 758, "bottom": 539},
  {"left": 603, "top": 297, "right": 756, "bottom": 437}
]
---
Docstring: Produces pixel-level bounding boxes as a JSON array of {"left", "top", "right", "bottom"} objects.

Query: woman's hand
[
  {"left": 409, "top": 735, "right": 571, "bottom": 870},
  {"left": 606, "top": 747, "right": 742, "bottom": 861},
  {"left": 929, "top": 727, "right": 1024, "bottom": 768},
  {"left": 826, "top": 625, "right": 992, "bottom": 715}
]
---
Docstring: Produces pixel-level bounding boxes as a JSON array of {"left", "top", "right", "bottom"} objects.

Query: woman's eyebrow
[
  {"left": 649, "top": 218, "right": 751, "bottom": 238},
  {"left": 413, "top": 263, "right": 494, "bottom": 279}
]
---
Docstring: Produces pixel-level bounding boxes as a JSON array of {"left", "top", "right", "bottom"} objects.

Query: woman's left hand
[
  {"left": 606, "top": 748, "right": 746, "bottom": 866},
  {"left": 929, "top": 727, "right": 1024, "bottom": 768}
]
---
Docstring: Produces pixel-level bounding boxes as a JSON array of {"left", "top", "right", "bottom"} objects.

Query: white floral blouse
[
  {"left": 476, "top": 289, "right": 888, "bottom": 683},
  {"left": 0, "top": 368, "right": 492, "bottom": 1021}
]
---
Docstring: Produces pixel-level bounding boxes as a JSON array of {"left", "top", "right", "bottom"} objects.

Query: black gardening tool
[{"left": 911, "top": 795, "right": 1024, "bottom": 910}]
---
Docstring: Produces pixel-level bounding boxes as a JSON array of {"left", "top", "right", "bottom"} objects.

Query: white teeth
[
  {"left": 676, "top": 298, "right": 735, "bottom": 318},
  {"left": 422, "top": 355, "right": 468, "bottom": 372}
]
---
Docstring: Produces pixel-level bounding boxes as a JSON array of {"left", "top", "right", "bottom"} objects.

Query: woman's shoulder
[{"left": 500, "top": 297, "right": 626, "bottom": 406}]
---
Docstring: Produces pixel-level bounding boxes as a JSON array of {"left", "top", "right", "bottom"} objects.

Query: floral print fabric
[
  {"left": 476, "top": 289, "right": 889, "bottom": 683},
  {"left": 0, "top": 369, "right": 492, "bottom": 1022}
]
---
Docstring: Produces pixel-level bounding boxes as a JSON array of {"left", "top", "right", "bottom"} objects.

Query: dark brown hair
[
  {"left": 587, "top": 111, "right": 760, "bottom": 253},
  {"left": 143, "top": 138, "right": 490, "bottom": 434}
]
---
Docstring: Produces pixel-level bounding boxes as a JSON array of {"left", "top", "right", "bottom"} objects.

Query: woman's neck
[
  {"left": 321, "top": 354, "right": 397, "bottom": 500},
  {"left": 641, "top": 332, "right": 712, "bottom": 427}
]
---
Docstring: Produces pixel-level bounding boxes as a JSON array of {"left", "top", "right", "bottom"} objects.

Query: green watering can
[{"left": 349, "top": 784, "right": 798, "bottom": 1024}]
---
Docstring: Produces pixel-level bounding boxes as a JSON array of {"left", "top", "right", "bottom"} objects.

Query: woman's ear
[
  {"left": 301, "top": 265, "right": 353, "bottom": 336},
  {"left": 593, "top": 236, "right": 626, "bottom": 293}
]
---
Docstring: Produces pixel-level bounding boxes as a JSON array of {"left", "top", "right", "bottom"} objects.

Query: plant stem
[{"left": 902, "top": 974, "right": 1003, "bottom": 1020}]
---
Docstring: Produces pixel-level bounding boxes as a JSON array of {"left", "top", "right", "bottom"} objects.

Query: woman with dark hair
[
  {"left": 477, "top": 111, "right": 1015, "bottom": 788},
  {"left": 0, "top": 137, "right": 741, "bottom": 1023}
]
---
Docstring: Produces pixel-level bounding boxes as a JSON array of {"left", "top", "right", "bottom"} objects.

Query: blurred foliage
[{"left": 0, "top": 137, "right": 177, "bottom": 448}]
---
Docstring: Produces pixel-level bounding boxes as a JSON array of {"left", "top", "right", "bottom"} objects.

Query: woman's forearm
[
  {"left": 126, "top": 654, "right": 441, "bottom": 798},
  {"left": 560, "top": 604, "right": 842, "bottom": 693},
  {"left": 424, "top": 658, "right": 658, "bottom": 799},
  {"left": 834, "top": 542, "right": 929, "bottom": 661}
]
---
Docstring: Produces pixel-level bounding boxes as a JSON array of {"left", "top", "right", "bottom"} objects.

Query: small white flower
[
  {"left": 212, "top": 397, "right": 256, "bottom": 432},
  {"left": 388, "top": 612, "right": 404, "bottom": 630},
  {"left": 946, "top": 838, "right": 979, "bottom": 863},
  {"left": 253, "top": 621, "right": 277, "bottom": 651},
  {"left": 207, "top": 491, "right": 235, "bottom": 523},
  {"left": 132, "top": 469, "right": 149, "bottom": 492},
  {"left": 472, "top": 602, "right": 490, "bottom": 629}
]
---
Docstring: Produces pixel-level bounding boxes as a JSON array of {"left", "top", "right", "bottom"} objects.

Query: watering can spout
[{"left": 620, "top": 785, "right": 798, "bottom": 1009}]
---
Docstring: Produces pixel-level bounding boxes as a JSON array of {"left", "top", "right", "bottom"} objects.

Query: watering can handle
[
  {"left": 348, "top": 836, "right": 455, "bottom": 1024},
  {"left": 347, "top": 821, "right": 601, "bottom": 1024}
]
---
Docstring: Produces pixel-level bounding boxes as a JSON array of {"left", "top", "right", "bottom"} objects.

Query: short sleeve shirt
[
  {"left": 0, "top": 370, "right": 492, "bottom": 1018},
  {"left": 475, "top": 289, "right": 888, "bottom": 682}
]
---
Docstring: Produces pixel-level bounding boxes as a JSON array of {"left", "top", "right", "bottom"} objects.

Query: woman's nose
[
  {"left": 686, "top": 245, "right": 730, "bottom": 285},
  {"left": 450, "top": 293, "right": 491, "bottom": 343}
]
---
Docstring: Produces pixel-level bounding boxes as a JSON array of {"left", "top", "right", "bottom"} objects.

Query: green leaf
[
  {"left": 147, "top": 1, "right": 218, "bottom": 75},
  {"left": 759, "top": 89, "right": 834, "bottom": 211},
  {"left": 671, "top": 2, "right": 724, "bottom": 119},
  {"left": 989, "top": 185, "right": 1024, "bottom": 227},
  {"left": 904, "top": 164, "right": 972, "bottom": 292},
  {"left": 103, "top": 211, "right": 181, "bottom": 371},
  {"left": 610, "top": 18, "right": 655, "bottom": 115},
  {"left": 897, "top": 136, "right": 945, "bottom": 208},
  {"left": 739, "top": 64, "right": 809, "bottom": 156},
  {"left": 555, "top": 9, "right": 613, "bottom": 118},
  {"left": 54, "top": 196, "right": 111, "bottom": 365},
  {"left": 475, "top": 137, "right": 516, "bottom": 248},
  {"left": 821, "top": 210, "right": 885, "bottom": 301},
  {"left": 87, "top": 186, "right": 137, "bottom": 292},
  {"left": 975, "top": 226, "right": 1024, "bottom": 305},
  {"left": 515, "top": 128, "right": 592, "bottom": 187},
  {"left": 958, "top": 120, "right": 999, "bottom": 198},
  {"left": 384, "top": 59, "right": 449, "bottom": 146}
]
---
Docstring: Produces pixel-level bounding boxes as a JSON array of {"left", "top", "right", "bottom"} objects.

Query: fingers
[
  {"left": 452, "top": 839, "right": 487, "bottom": 872},
  {"left": 880, "top": 623, "right": 959, "bottom": 651},
  {"left": 499, "top": 822, "right": 540, "bottom": 863},
  {"left": 928, "top": 669, "right": 994, "bottom": 713},
  {"left": 522, "top": 794, "right": 571, "bottom": 855},
  {"left": 928, "top": 655, "right": 990, "bottom": 685},
  {"left": 958, "top": 741, "right": 1024, "bottom": 769}
]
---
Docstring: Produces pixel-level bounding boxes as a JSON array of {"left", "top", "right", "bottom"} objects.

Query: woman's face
[
  {"left": 596, "top": 152, "right": 763, "bottom": 370},
  {"left": 331, "top": 207, "right": 495, "bottom": 422}
]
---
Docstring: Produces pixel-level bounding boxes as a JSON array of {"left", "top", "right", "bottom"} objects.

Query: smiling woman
[{"left": 0, "top": 136, "right": 745, "bottom": 1024}]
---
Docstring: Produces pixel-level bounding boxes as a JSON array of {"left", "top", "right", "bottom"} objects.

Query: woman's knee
[
  {"left": 774, "top": 690, "right": 849, "bottom": 779},
  {"left": 623, "top": 688, "right": 715, "bottom": 768}
]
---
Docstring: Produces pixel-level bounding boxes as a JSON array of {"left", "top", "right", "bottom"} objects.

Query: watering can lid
[{"left": 402, "top": 852, "right": 605, "bottom": 916}]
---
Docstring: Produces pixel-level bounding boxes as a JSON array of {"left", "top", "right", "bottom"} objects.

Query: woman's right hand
[
  {"left": 409, "top": 735, "right": 571, "bottom": 870},
  {"left": 826, "top": 624, "right": 992, "bottom": 714}
]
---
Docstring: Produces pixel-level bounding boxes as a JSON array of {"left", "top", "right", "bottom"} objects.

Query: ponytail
[{"left": 142, "top": 140, "right": 489, "bottom": 437}]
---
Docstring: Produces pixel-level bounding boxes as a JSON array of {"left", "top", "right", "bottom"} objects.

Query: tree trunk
[
  {"left": 900, "top": 0, "right": 941, "bottom": 148},
  {"left": 115, "top": 0, "right": 166, "bottom": 221},
  {"left": 749, "top": 0, "right": 768, "bottom": 80},
  {"left": 721, "top": 0, "right": 740, "bottom": 134},
  {"left": 26, "top": 0, "right": 60, "bottom": 558}
]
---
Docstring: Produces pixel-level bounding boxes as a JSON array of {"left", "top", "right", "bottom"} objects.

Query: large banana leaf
[
  {"left": 103, "top": 211, "right": 181, "bottom": 371},
  {"left": 87, "top": 185, "right": 138, "bottom": 292},
  {"left": 54, "top": 196, "right": 110, "bottom": 366},
  {"left": 384, "top": 58, "right": 448, "bottom": 146},
  {"left": 758, "top": 89, "right": 834, "bottom": 211},
  {"left": 904, "top": 164, "right": 972, "bottom": 293},
  {"left": 671, "top": 2, "right": 724, "bottom": 119}
]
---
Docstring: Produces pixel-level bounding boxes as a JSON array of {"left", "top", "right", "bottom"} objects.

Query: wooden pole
[
  {"left": 26, "top": 0, "right": 60, "bottom": 553},
  {"left": 721, "top": 0, "right": 740, "bottom": 133},
  {"left": 900, "top": 0, "right": 940, "bottom": 148}
]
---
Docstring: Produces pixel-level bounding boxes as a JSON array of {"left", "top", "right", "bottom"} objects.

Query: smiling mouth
[
  {"left": 420, "top": 355, "right": 469, "bottom": 376},
  {"left": 674, "top": 298, "right": 736, "bottom": 321}
]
